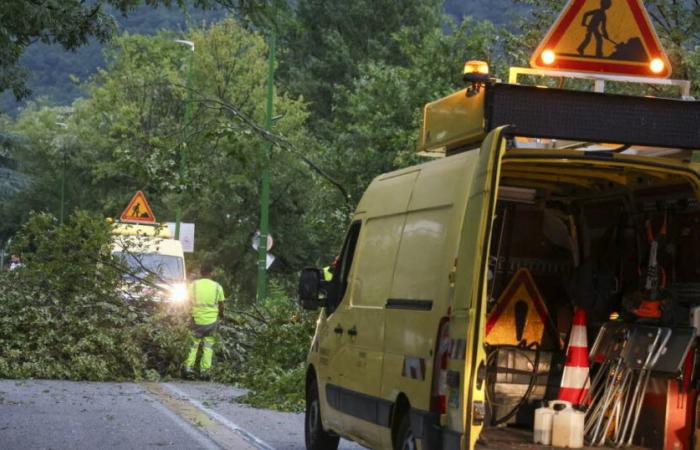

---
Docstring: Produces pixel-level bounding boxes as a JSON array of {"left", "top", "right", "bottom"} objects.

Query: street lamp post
[
  {"left": 56, "top": 122, "right": 68, "bottom": 224},
  {"left": 174, "top": 39, "right": 195, "bottom": 240},
  {"left": 60, "top": 149, "right": 66, "bottom": 224},
  {"left": 255, "top": 25, "right": 276, "bottom": 303}
]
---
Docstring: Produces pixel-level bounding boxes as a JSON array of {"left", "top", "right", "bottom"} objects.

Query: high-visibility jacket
[
  {"left": 189, "top": 278, "right": 225, "bottom": 325},
  {"left": 323, "top": 266, "right": 333, "bottom": 282}
]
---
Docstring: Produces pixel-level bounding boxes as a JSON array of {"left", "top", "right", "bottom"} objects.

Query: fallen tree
[{"left": 0, "top": 211, "right": 313, "bottom": 411}]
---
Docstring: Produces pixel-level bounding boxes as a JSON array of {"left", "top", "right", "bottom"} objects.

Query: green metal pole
[
  {"left": 175, "top": 44, "right": 194, "bottom": 240},
  {"left": 60, "top": 149, "right": 66, "bottom": 224},
  {"left": 256, "top": 29, "right": 276, "bottom": 302}
]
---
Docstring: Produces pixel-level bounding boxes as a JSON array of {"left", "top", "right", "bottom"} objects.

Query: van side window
[{"left": 326, "top": 222, "right": 362, "bottom": 315}]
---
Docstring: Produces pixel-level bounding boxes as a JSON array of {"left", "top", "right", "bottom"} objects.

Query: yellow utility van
[
  {"left": 111, "top": 222, "right": 188, "bottom": 307},
  {"left": 299, "top": 65, "right": 700, "bottom": 450}
]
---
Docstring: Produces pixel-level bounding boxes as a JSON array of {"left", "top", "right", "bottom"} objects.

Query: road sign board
[
  {"left": 531, "top": 0, "right": 671, "bottom": 78},
  {"left": 120, "top": 191, "right": 156, "bottom": 223},
  {"left": 485, "top": 269, "right": 556, "bottom": 347},
  {"left": 251, "top": 231, "right": 274, "bottom": 252},
  {"left": 166, "top": 222, "right": 195, "bottom": 252}
]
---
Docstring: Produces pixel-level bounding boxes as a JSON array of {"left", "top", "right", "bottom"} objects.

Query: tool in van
[
  {"left": 584, "top": 324, "right": 671, "bottom": 447},
  {"left": 627, "top": 211, "right": 669, "bottom": 319}
]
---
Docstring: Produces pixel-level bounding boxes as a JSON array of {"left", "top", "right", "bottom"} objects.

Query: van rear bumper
[{"left": 409, "top": 410, "right": 463, "bottom": 450}]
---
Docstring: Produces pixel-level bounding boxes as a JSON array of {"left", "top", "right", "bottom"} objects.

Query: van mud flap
[
  {"left": 441, "top": 429, "right": 463, "bottom": 450},
  {"left": 409, "top": 409, "right": 442, "bottom": 449},
  {"left": 409, "top": 409, "right": 467, "bottom": 450}
]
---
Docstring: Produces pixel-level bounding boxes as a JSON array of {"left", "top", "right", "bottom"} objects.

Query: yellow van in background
[
  {"left": 298, "top": 66, "right": 700, "bottom": 450},
  {"left": 111, "top": 222, "right": 188, "bottom": 308}
]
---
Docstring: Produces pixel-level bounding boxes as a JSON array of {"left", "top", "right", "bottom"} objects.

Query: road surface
[{"left": 0, "top": 379, "right": 364, "bottom": 450}]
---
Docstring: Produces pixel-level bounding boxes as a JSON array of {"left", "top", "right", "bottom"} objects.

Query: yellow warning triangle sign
[
  {"left": 530, "top": 0, "right": 671, "bottom": 78},
  {"left": 485, "top": 269, "right": 558, "bottom": 348},
  {"left": 120, "top": 191, "right": 156, "bottom": 223}
]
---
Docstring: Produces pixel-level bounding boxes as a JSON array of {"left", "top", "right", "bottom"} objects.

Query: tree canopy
[{"left": 0, "top": 0, "right": 289, "bottom": 101}]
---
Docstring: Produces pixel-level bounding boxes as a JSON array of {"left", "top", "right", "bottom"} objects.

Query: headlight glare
[{"left": 169, "top": 283, "right": 188, "bottom": 303}]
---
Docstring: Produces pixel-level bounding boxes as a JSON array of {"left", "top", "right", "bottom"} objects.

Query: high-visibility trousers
[{"left": 184, "top": 334, "right": 216, "bottom": 371}]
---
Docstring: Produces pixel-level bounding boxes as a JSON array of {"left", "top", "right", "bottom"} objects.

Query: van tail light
[{"left": 431, "top": 317, "right": 450, "bottom": 413}]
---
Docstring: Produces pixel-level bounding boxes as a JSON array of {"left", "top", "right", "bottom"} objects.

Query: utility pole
[
  {"left": 60, "top": 150, "right": 66, "bottom": 224},
  {"left": 256, "top": 21, "right": 277, "bottom": 302},
  {"left": 56, "top": 122, "right": 68, "bottom": 224},
  {"left": 174, "top": 39, "right": 195, "bottom": 240}
]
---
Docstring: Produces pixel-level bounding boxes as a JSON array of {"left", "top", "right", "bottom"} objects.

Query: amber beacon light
[{"left": 463, "top": 60, "right": 490, "bottom": 75}]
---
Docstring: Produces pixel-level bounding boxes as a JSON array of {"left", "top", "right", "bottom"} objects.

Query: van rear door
[{"left": 445, "top": 127, "right": 507, "bottom": 450}]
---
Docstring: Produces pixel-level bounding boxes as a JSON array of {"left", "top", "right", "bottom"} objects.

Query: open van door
[{"left": 443, "top": 126, "right": 507, "bottom": 450}]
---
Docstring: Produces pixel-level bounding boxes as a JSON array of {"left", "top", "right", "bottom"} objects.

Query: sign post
[
  {"left": 166, "top": 222, "right": 195, "bottom": 252},
  {"left": 256, "top": 12, "right": 276, "bottom": 303}
]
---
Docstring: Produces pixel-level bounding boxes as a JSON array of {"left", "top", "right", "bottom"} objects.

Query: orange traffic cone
[{"left": 558, "top": 308, "right": 590, "bottom": 406}]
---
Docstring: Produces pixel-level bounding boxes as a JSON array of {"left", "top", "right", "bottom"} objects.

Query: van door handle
[
  {"left": 334, "top": 326, "right": 344, "bottom": 335},
  {"left": 348, "top": 326, "right": 357, "bottom": 337}
]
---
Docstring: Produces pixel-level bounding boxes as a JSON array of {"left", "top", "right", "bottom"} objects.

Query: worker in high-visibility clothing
[
  {"left": 322, "top": 255, "right": 340, "bottom": 282},
  {"left": 183, "top": 262, "right": 225, "bottom": 379},
  {"left": 322, "top": 265, "right": 333, "bottom": 282}
]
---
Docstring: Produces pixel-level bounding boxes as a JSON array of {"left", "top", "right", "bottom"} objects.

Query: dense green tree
[
  {"left": 0, "top": 105, "right": 80, "bottom": 238},
  {"left": 0, "top": 0, "right": 287, "bottom": 101},
  {"left": 325, "top": 17, "right": 506, "bottom": 202},
  {"left": 280, "top": 0, "right": 443, "bottom": 127},
  {"left": 2, "top": 19, "right": 334, "bottom": 299}
]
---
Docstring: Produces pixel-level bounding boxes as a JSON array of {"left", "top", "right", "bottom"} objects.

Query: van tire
[
  {"left": 395, "top": 413, "right": 417, "bottom": 450},
  {"left": 305, "top": 380, "right": 339, "bottom": 450}
]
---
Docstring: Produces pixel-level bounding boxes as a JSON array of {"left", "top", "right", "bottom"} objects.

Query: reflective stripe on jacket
[{"left": 190, "top": 278, "right": 224, "bottom": 325}]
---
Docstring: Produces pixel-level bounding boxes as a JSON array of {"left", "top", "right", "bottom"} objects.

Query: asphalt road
[{"left": 0, "top": 379, "right": 364, "bottom": 450}]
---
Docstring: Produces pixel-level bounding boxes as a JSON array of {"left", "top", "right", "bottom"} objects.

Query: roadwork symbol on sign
[
  {"left": 120, "top": 191, "right": 156, "bottom": 223},
  {"left": 485, "top": 269, "right": 555, "bottom": 347},
  {"left": 530, "top": 0, "right": 671, "bottom": 78}
]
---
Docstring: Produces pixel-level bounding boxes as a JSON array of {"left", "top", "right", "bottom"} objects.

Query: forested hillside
[
  {"left": 444, "top": 0, "right": 526, "bottom": 24},
  {"left": 0, "top": 4, "right": 224, "bottom": 114},
  {"left": 0, "top": 1, "right": 515, "bottom": 114}
]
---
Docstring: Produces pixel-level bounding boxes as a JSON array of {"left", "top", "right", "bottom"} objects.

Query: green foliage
[
  {"left": 0, "top": 209, "right": 311, "bottom": 411},
  {"left": 444, "top": 0, "right": 529, "bottom": 25},
  {"left": 327, "top": 16, "right": 506, "bottom": 201},
  {"left": 212, "top": 286, "right": 314, "bottom": 411},
  {"left": 0, "top": 211, "right": 190, "bottom": 380},
  {"left": 1, "top": 20, "right": 328, "bottom": 300},
  {"left": 280, "top": 0, "right": 443, "bottom": 125},
  {"left": 0, "top": 0, "right": 286, "bottom": 102}
]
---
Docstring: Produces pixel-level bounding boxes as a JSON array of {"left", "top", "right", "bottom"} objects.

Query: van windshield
[{"left": 113, "top": 252, "right": 184, "bottom": 283}]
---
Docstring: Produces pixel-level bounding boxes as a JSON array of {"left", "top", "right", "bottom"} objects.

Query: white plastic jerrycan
[
  {"left": 551, "top": 400, "right": 585, "bottom": 448},
  {"left": 533, "top": 402, "right": 555, "bottom": 445}
]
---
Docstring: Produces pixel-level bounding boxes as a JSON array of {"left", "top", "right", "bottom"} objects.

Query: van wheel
[
  {"left": 395, "top": 414, "right": 417, "bottom": 450},
  {"left": 305, "top": 380, "right": 339, "bottom": 450}
]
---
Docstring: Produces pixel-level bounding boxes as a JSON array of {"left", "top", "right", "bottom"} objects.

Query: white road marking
[
  {"left": 144, "top": 393, "right": 222, "bottom": 450},
  {"left": 162, "top": 383, "right": 276, "bottom": 450}
]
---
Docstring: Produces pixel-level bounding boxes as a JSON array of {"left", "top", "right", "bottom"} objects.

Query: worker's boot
[
  {"left": 199, "top": 371, "right": 211, "bottom": 381},
  {"left": 182, "top": 367, "right": 194, "bottom": 380}
]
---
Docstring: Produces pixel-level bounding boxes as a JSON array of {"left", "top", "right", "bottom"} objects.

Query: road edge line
[
  {"left": 143, "top": 393, "right": 222, "bottom": 450},
  {"left": 162, "top": 382, "right": 275, "bottom": 450}
]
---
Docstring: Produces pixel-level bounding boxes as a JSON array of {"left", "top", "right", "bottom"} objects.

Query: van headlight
[{"left": 169, "top": 283, "right": 188, "bottom": 303}]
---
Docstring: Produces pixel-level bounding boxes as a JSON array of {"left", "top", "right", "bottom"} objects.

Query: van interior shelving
[{"left": 475, "top": 139, "right": 700, "bottom": 450}]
